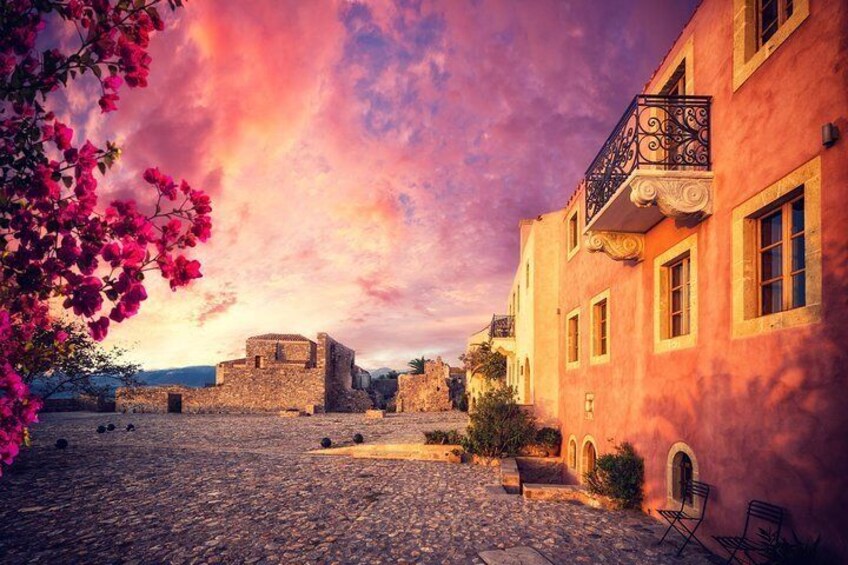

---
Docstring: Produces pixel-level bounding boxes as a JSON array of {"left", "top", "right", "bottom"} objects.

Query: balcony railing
[
  {"left": 584, "top": 95, "right": 712, "bottom": 226},
  {"left": 490, "top": 314, "right": 515, "bottom": 339}
]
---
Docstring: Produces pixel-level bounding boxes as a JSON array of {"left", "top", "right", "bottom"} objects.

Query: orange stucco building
[{"left": 475, "top": 0, "right": 848, "bottom": 558}]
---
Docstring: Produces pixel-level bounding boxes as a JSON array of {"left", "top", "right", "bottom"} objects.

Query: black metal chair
[
  {"left": 713, "top": 499, "right": 785, "bottom": 564},
  {"left": 657, "top": 479, "right": 712, "bottom": 556}
]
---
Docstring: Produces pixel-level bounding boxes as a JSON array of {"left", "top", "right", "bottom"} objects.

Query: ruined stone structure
[
  {"left": 395, "top": 358, "right": 465, "bottom": 413},
  {"left": 116, "top": 333, "right": 372, "bottom": 414},
  {"left": 368, "top": 377, "right": 399, "bottom": 410}
]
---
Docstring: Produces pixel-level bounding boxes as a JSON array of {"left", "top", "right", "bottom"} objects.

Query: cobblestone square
[{"left": 0, "top": 412, "right": 716, "bottom": 564}]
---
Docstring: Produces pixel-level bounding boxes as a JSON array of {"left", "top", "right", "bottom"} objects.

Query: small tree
[
  {"left": 460, "top": 341, "right": 506, "bottom": 381},
  {"left": 19, "top": 321, "right": 140, "bottom": 400},
  {"left": 0, "top": 0, "right": 208, "bottom": 475},
  {"left": 407, "top": 357, "right": 430, "bottom": 375},
  {"left": 585, "top": 442, "right": 645, "bottom": 509},
  {"left": 463, "top": 387, "right": 536, "bottom": 458}
]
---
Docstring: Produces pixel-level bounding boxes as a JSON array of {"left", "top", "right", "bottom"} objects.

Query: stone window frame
[
  {"left": 666, "top": 442, "right": 701, "bottom": 517},
  {"left": 567, "top": 435, "right": 578, "bottom": 470},
  {"left": 589, "top": 289, "right": 611, "bottom": 365},
  {"left": 732, "top": 157, "right": 822, "bottom": 338},
  {"left": 580, "top": 435, "right": 598, "bottom": 482},
  {"left": 654, "top": 234, "right": 699, "bottom": 353},
  {"left": 732, "top": 0, "right": 810, "bottom": 91},
  {"left": 648, "top": 36, "right": 695, "bottom": 95},
  {"left": 566, "top": 206, "right": 581, "bottom": 261},
  {"left": 565, "top": 306, "right": 581, "bottom": 370},
  {"left": 584, "top": 392, "right": 594, "bottom": 421}
]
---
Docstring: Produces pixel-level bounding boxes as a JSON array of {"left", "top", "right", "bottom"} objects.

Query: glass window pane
[
  {"left": 792, "top": 273, "right": 806, "bottom": 308},
  {"left": 791, "top": 236, "right": 805, "bottom": 271},
  {"left": 671, "top": 289, "right": 682, "bottom": 312},
  {"left": 671, "top": 314, "right": 682, "bottom": 337},
  {"left": 671, "top": 263, "right": 682, "bottom": 287},
  {"left": 760, "top": 244, "right": 783, "bottom": 280},
  {"left": 791, "top": 197, "right": 804, "bottom": 234},
  {"left": 760, "top": 210, "right": 783, "bottom": 246},
  {"left": 761, "top": 0, "right": 779, "bottom": 43},
  {"left": 762, "top": 281, "right": 783, "bottom": 314}
]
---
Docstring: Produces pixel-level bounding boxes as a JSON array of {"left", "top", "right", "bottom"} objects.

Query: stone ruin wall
[
  {"left": 245, "top": 338, "right": 316, "bottom": 367},
  {"left": 395, "top": 358, "right": 458, "bottom": 413},
  {"left": 319, "top": 333, "right": 372, "bottom": 413},
  {"left": 116, "top": 333, "right": 372, "bottom": 414}
]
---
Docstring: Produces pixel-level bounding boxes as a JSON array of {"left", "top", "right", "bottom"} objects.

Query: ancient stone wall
[
  {"left": 119, "top": 332, "right": 371, "bottom": 414},
  {"left": 245, "top": 337, "right": 316, "bottom": 367},
  {"left": 117, "top": 364, "right": 328, "bottom": 414},
  {"left": 319, "top": 333, "right": 371, "bottom": 412},
  {"left": 395, "top": 358, "right": 461, "bottom": 413}
]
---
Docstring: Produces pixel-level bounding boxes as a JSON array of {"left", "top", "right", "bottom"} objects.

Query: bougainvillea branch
[{"left": 0, "top": 0, "right": 209, "bottom": 476}]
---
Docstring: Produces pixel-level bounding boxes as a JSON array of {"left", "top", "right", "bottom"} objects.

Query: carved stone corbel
[
  {"left": 629, "top": 174, "right": 712, "bottom": 218},
  {"left": 585, "top": 230, "right": 645, "bottom": 261}
]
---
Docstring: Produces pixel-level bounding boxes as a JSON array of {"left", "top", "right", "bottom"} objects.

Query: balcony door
[{"left": 659, "top": 62, "right": 687, "bottom": 170}]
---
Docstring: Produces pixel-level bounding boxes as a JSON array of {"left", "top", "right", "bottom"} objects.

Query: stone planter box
[
  {"left": 500, "top": 458, "right": 521, "bottom": 494},
  {"left": 311, "top": 443, "right": 463, "bottom": 463},
  {"left": 522, "top": 483, "right": 617, "bottom": 509}
]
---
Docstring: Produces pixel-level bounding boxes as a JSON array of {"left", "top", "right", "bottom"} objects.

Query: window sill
[
  {"left": 589, "top": 354, "right": 610, "bottom": 366},
  {"left": 655, "top": 333, "right": 697, "bottom": 354},
  {"left": 732, "top": 303, "right": 821, "bottom": 338}
]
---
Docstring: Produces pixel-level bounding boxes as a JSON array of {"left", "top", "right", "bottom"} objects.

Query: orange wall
[{"left": 556, "top": 0, "right": 848, "bottom": 558}]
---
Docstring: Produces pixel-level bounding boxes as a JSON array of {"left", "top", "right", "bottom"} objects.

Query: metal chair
[
  {"left": 713, "top": 499, "right": 785, "bottom": 564},
  {"left": 657, "top": 479, "right": 712, "bottom": 556}
]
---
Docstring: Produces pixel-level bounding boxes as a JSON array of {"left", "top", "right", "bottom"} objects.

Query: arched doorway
[
  {"left": 672, "top": 452, "right": 694, "bottom": 504},
  {"left": 568, "top": 437, "right": 578, "bottom": 470},
  {"left": 581, "top": 436, "right": 597, "bottom": 479},
  {"left": 666, "top": 442, "right": 699, "bottom": 508},
  {"left": 522, "top": 357, "right": 531, "bottom": 404}
]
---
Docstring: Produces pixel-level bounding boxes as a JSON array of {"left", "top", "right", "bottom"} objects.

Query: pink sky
[{"left": 78, "top": 0, "right": 699, "bottom": 370}]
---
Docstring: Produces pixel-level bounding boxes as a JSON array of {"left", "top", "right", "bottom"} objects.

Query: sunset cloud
[{"left": 89, "top": 0, "right": 699, "bottom": 370}]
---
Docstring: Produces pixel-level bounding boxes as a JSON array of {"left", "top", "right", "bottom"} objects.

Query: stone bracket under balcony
[
  {"left": 587, "top": 169, "right": 714, "bottom": 234},
  {"left": 629, "top": 169, "right": 713, "bottom": 220},
  {"left": 585, "top": 230, "right": 645, "bottom": 262}
]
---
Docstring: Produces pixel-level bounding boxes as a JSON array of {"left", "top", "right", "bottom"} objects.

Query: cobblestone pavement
[{"left": 0, "top": 412, "right": 718, "bottom": 564}]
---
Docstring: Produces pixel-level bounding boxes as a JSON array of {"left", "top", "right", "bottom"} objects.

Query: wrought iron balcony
[
  {"left": 490, "top": 314, "right": 515, "bottom": 339},
  {"left": 583, "top": 95, "right": 713, "bottom": 236}
]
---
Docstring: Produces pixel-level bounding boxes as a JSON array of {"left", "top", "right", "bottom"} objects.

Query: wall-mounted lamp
[{"left": 822, "top": 122, "right": 840, "bottom": 148}]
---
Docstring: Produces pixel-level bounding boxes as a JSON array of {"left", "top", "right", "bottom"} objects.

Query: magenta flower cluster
[{"left": 0, "top": 0, "right": 202, "bottom": 476}]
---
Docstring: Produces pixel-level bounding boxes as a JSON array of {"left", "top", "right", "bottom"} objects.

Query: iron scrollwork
[{"left": 584, "top": 95, "right": 711, "bottom": 224}]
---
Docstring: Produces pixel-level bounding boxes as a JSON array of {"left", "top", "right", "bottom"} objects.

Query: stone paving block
[
  {"left": 479, "top": 546, "right": 553, "bottom": 564},
  {"left": 0, "top": 412, "right": 715, "bottom": 565}
]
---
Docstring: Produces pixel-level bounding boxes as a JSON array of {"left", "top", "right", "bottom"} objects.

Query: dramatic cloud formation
[{"left": 87, "top": 0, "right": 699, "bottom": 370}]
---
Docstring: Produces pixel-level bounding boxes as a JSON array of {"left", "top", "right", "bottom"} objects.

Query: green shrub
[
  {"left": 423, "top": 429, "right": 464, "bottom": 445},
  {"left": 534, "top": 427, "right": 562, "bottom": 451},
  {"left": 462, "top": 388, "right": 536, "bottom": 458},
  {"left": 585, "top": 442, "right": 644, "bottom": 509},
  {"left": 758, "top": 529, "right": 823, "bottom": 565}
]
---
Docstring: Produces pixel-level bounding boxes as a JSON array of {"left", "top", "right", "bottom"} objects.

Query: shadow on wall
[{"left": 635, "top": 242, "right": 848, "bottom": 561}]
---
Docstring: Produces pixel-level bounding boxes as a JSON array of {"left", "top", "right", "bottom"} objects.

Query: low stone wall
[
  {"left": 41, "top": 394, "right": 115, "bottom": 413},
  {"left": 116, "top": 368, "right": 329, "bottom": 414}
]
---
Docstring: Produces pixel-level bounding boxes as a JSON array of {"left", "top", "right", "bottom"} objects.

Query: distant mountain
[
  {"left": 368, "top": 367, "right": 402, "bottom": 379},
  {"left": 29, "top": 365, "right": 216, "bottom": 399},
  {"left": 138, "top": 366, "right": 216, "bottom": 388}
]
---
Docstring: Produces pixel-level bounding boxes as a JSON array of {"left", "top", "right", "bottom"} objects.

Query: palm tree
[{"left": 407, "top": 356, "right": 430, "bottom": 375}]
